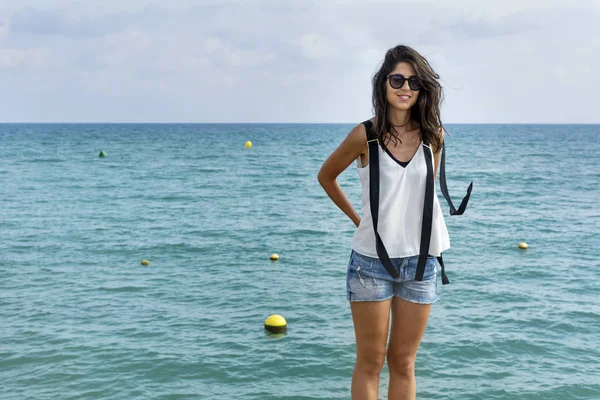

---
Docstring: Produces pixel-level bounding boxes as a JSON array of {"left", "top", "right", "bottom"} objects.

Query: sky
[{"left": 0, "top": 0, "right": 598, "bottom": 123}]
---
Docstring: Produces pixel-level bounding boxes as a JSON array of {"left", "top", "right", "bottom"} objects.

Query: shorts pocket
[
  {"left": 404, "top": 256, "right": 437, "bottom": 281},
  {"left": 351, "top": 251, "right": 374, "bottom": 271}
]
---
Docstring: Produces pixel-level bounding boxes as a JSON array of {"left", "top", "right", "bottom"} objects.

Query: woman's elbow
[
  {"left": 317, "top": 169, "right": 327, "bottom": 186},
  {"left": 317, "top": 168, "right": 332, "bottom": 187}
]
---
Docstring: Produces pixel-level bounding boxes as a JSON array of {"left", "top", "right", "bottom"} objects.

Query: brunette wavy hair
[{"left": 372, "top": 45, "right": 445, "bottom": 152}]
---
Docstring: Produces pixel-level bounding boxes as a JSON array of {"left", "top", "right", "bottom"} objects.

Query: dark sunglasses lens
[
  {"left": 408, "top": 78, "right": 423, "bottom": 91},
  {"left": 389, "top": 75, "right": 406, "bottom": 89}
]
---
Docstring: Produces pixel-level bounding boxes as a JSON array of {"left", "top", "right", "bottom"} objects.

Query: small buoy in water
[
  {"left": 141, "top": 260, "right": 150, "bottom": 266},
  {"left": 244, "top": 141, "right": 252, "bottom": 148},
  {"left": 518, "top": 242, "right": 528, "bottom": 249},
  {"left": 99, "top": 150, "right": 107, "bottom": 157},
  {"left": 270, "top": 254, "right": 279, "bottom": 261},
  {"left": 264, "top": 314, "right": 287, "bottom": 333}
]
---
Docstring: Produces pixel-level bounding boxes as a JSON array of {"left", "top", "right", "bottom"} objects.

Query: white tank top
[{"left": 352, "top": 141, "right": 450, "bottom": 258}]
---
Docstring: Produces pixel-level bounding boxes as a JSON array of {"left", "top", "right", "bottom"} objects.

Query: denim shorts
[{"left": 346, "top": 250, "right": 439, "bottom": 304}]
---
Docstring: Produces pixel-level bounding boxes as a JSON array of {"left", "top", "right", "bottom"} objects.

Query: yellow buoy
[
  {"left": 141, "top": 260, "right": 150, "bottom": 266},
  {"left": 518, "top": 242, "right": 528, "bottom": 249},
  {"left": 270, "top": 254, "right": 279, "bottom": 261},
  {"left": 264, "top": 314, "right": 287, "bottom": 333},
  {"left": 244, "top": 141, "right": 252, "bottom": 148}
]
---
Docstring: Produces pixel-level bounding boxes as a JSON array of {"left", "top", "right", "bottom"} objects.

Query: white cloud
[
  {"left": 203, "top": 37, "right": 222, "bottom": 54},
  {"left": 0, "top": 19, "right": 8, "bottom": 39},
  {"left": 296, "top": 34, "right": 334, "bottom": 62},
  {"left": 0, "top": 47, "right": 47, "bottom": 69},
  {"left": 9, "top": 7, "right": 129, "bottom": 38},
  {"left": 0, "top": 0, "right": 598, "bottom": 122}
]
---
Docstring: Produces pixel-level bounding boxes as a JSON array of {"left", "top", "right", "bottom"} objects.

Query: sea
[{"left": 1, "top": 123, "right": 599, "bottom": 399}]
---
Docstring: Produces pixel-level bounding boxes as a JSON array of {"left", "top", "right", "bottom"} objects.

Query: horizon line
[{"left": 1, "top": 122, "right": 599, "bottom": 125}]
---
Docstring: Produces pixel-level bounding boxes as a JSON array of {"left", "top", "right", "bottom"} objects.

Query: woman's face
[{"left": 385, "top": 61, "right": 420, "bottom": 112}]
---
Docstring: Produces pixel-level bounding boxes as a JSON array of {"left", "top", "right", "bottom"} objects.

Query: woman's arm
[{"left": 317, "top": 124, "right": 368, "bottom": 228}]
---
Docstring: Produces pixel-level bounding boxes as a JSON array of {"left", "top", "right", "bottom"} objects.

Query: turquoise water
[{"left": 1, "top": 123, "right": 599, "bottom": 399}]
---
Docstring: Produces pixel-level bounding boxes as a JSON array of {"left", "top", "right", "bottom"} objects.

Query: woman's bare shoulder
[{"left": 347, "top": 121, "right": 370, "bottom": 143}]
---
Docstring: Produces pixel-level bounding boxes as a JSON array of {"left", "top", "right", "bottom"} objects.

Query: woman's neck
[{"left": 387, "top": 109, "right": 412, "bottom": 130}]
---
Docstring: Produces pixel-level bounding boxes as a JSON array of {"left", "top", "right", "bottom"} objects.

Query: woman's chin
[{"left": 390, "top": 102, "right": 413, "bottom": 111}]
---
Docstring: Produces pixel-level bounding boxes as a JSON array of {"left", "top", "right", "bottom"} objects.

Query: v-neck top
[
  {"left": 381, "top": 142, "right": 415, "bottom": 168},
  {"left": 352, "top": 141, "right": 450, "bottom": 258}
]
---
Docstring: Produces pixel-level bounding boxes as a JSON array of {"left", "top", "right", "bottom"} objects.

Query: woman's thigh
[
  {"left": 350, "top": 299, "right": 393, "bottom": 363},
  {"left": 387, "top": 296, "right": 432, "bottom": 363}
]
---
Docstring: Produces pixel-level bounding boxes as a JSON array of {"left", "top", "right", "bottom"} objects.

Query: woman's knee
[
  {"left": 386, "top": 351, "right": 416, "bottom": 377},
  {"left": 355, "top": 349, "right": 387, "bottom": 376}
]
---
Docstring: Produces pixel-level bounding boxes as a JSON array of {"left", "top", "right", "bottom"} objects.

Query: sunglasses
[{"left": 387, "top": 74, "right": 423, "bottom": 91}]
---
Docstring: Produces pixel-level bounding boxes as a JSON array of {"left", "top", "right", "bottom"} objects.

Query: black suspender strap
[
  {"left": 437, "top": 255, "right": 449, "bottom": 285},
  {"left": 416, "top": 141, "right": 434, "bottom": 282},
  {"left": 365, "top": 120, "right": 400, "bottom": 279},
  {"left": 362, "top": 120, "right": 471, "bottom": 285},
  {"left": 439, "top": 142, "right": 473, "bottom": 215},
  {"left": 436, "top": 142, "right": 472, "bottom": 284}
]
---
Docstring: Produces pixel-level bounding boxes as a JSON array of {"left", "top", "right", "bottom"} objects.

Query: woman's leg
[
  {"left": 386, "top": 297, "right": 432, "bottom": 400},
  {"left": 350, "top": 299, "right": 392, "bottom": 400}
]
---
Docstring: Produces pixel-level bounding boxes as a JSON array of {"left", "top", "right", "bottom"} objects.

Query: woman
[{"left": 318, "top": 45, "right": 470, "bottom": 400}]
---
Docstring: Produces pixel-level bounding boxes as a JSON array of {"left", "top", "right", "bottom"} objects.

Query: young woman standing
[{"left": 318, "top": 45, "right": 471, "bottom": 400}]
